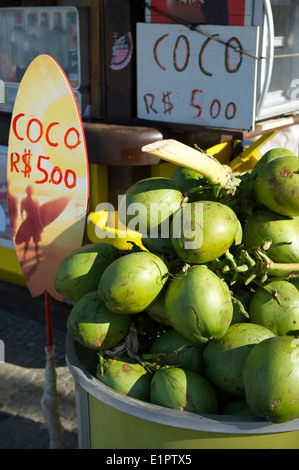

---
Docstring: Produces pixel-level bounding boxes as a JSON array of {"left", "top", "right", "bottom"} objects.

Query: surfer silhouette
[{"left": 20, "top": 184, "right": 43, "bottom": 262}]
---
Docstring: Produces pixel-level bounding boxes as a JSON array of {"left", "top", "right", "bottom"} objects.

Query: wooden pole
[{"left": 45, "top": 291, "right": 53, "bottom": 349}]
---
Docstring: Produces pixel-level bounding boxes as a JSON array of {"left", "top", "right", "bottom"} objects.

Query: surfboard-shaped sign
[{"left": 7, "top": 55, "right": 89, "bottom": 301}]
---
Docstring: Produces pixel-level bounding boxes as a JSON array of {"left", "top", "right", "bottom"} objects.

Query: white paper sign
[{"left": 137, "top": 23, "right": 259, "bottom": 131}]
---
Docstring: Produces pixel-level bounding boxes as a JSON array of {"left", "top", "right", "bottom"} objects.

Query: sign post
[{"left": 7, "top": 54, "right": 89, "bottom": 448}]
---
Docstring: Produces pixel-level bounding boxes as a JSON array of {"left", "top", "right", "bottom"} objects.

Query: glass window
[{"left": 269, "top": 0, "right": 299, "bottom": 101}]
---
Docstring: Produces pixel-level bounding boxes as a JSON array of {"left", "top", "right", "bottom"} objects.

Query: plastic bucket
[{"left": 65, "top": 334, "right": 299, "bottom": 449}]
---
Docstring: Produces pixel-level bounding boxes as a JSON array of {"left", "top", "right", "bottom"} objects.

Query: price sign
[
  {"left": 137, "top": 23, "right": 259, "bottom": 131},
  {"left": 7, "top": 55, "right": 89, "bottom": 300}
]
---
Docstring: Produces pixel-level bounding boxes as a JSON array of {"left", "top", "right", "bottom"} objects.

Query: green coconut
[
  {"left": 67, "top": 291, "right": 131, "bottom": 350},
  {"left": 203, "top": 323, "right": 275, "bottom": 396},
  {"left": 145, "top": 328, "right": 205, "bottom": 373},
  {"left": 252, "top": 147, "right": 295, "bottom": 176},
  {"left": 253, "top": 156, "right": 299, "bottom": 217},
  {"left": 98, "top": 251, "right": 169, "bottom": 314},
  {"left": 170, "top": 201, "right": 239, "bottom": 264},
  {"left": 54, "top": 243, "right": 119, "bottom": 302},
  {"left": 170, "top": 166, "right": 203, "bottom": 193},
  {"left": 150, "top": 367, "right": 218, "bottom": 413},
  {"left": 243, "top": 336, "right": 299, "bottom": 423},
  {"left": 96, "top": 354, "right": 152, "bottom": 402},
  {"left": 165, "top": 265, "right": 233, "bottom": 343},
  {"left": 249, "top": 280, "right": 299, "bottom": 336},
  {"left": 145, "top": 287, "right": 171, "bottom": 326},
  {"left": 118, "top": 177, "right": 183, "bottom": 236},
  {"left": 243, "top": 208, "right": 299, "bottom": 263},
  {"left": 141, "top": 232, "right": 177, "bottom": 257}
]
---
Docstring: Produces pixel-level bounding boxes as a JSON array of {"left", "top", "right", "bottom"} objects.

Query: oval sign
[{"left": 7, "top": 55, "right": 89, "bottom": 301}]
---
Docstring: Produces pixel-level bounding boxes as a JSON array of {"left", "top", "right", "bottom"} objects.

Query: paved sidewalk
[{"left": 0, "top": 281, "right": 78, "bottom": 449}]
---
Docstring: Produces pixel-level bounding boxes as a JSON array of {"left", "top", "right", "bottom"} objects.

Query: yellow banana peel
[{"left": 86, "top": 210, "right": 146, "bottom": 251}]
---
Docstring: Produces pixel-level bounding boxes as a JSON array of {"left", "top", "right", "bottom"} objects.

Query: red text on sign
[
  {"left": 153, "top": 33, "right": 243, "bottom": 76},
  {"left": 12, "top": 113, "right": 82, "bottom": 150},
  {"left": 9, "top": 150, "right": 77, "bottom": 189},
  {"left": 143, "top": 89, "right": 237, "bottom": 121}
]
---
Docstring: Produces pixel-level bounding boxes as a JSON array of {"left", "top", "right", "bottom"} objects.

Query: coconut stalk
[
  {"left": 211, "top": 247, "right": 299, "bottom": 287},
  {"left": 247, "top": 245, "right": 299, "bottom": 281},
  {"left": 259, "top": 258, "right": 299, "bottom": 280},
  {"left": 142, "top": 139, "right": 239, "bottom": 193}
]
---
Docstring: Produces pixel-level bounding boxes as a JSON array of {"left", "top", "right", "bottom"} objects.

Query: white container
[{"left": 65, "top": 334, "right": 299, "bottom": 450}]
